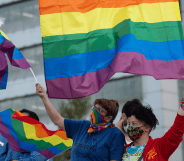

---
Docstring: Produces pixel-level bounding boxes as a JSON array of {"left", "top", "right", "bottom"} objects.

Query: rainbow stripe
[
  {"left": 0, "top": 30, "right": 30, "bottom": 90},
  {"left": 88, "top": 123, "right": 114, "bottom": 136},
  {"left": 90, "top": 110, "right": 105, "bottom": 124},
  {"left": 0, "top": 109, "right": 73, "bottom": 159},
  {"left": 39, "top": 0, "right": 184, "bottom": 99}
]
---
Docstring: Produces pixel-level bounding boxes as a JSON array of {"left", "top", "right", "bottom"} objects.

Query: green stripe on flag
[
  {"left": 43, "top": 20, "right": 184, "bottom": 59},
  {"left": 10, "top": 110, "right": 70, "bottom": 150}
]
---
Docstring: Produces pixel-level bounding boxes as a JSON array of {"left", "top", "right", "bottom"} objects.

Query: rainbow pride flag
[
  {"left": 0, "top": 109, "right": 73, "bottom": 159},
  {"left": 0, "top": 30, "right": 30, "bottom": 90},
  {"left": 39, "top": 0, "right": 184, "bottom": 99}
]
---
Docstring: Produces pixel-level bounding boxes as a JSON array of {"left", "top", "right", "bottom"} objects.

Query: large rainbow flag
[
  {"left": 39, "top": 0, "right": 184, "bottom": 99},
  {"left": 0, "top": 109, "right": 73, "bottom": 159},
  {"left": 0, "top": 30, "right": 30, "bottom": 90}
]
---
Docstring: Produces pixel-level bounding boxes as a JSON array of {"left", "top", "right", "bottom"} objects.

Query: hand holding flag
[{"left": 36, "top": 83, "right": 47, "bottom": 99}]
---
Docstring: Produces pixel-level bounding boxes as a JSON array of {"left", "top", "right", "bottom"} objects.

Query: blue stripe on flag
[
  {"left": 48, "top": 146, "right": 64, "bottom": 154},
  {"left": 0, "top": 68, "right": 8, "bottom": 89},
  {"left": 1, "top": 110, "right": 40, "bottom": 151},
  {"left": 44, "top": 34, "right": 184, "bottom": 79},
  {"left": 12, "top": 48, "right": 24, "bottom": 60},
  {"left": 44, "top": 48, "right": 116, "bottom": 79},
  {"left": 0, "top": 36, "right": 6, "bottom": 45}
]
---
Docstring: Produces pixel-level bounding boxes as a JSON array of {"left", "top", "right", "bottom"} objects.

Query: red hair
[{"left": 94, "top": 98, "right": 119, "bottom": 122}]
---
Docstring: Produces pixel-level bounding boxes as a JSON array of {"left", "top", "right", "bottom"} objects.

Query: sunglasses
[{"left": 91, "top": 105, "right": 104, "bottom": 113}]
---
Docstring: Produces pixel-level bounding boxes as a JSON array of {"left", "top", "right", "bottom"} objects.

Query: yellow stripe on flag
[
  {"left": 23, "top": 122, "right": 73, "bottom": 147},
  {"left": 0, "top": 30, "right": 10, "bottom": 40},
  {"left": 40, "top": 2, "right": 181, "bottom": 37}
]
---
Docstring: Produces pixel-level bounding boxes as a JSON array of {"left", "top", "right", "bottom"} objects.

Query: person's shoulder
[
  {"left": 111, "top": 126, "right": 124, "bottom": 133},
  {"left": 65, "top": 118, "right": 90, "bottom": 127},
  {"left": 107, "top": 126, "right": 125, "bottom": 136},
  {"left": 65, "top": 118, "right": 90, "bottom": 123},
  {"left": 79, "top": 120, "right": 91, "bottom": 127}
]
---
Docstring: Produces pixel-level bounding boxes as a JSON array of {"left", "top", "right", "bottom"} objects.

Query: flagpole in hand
[{"left": 29, "top": 68, "right": 38, "bottom": 84}]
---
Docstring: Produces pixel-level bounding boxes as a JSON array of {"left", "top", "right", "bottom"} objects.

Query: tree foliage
[{"left": 59, "top": 96, "right": 91, "bottom": 120}]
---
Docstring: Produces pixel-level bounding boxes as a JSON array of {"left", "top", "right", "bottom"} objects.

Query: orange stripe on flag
[
  {"left": 13, "top": 110, "right": 71, "bottom": 140},
  {"left": 15, "top": 110, "right": 26, "bottom": 116},
  {"left": 35, "top": 124, "right": 70, "bottom": 140},
  {"left": 39, "top": 0, "right": 178, "bottom": 15}
]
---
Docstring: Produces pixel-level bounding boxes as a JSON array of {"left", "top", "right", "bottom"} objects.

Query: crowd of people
[{"left": 0, "top": 83, "right": 184, "bottom": 161}]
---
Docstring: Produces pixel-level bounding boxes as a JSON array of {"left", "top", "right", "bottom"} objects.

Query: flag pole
[{"left": 29, "top": 68, "right": 38, "bottom": 84}]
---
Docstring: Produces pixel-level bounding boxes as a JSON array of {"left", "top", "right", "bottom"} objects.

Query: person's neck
[{"left": 133, "top": 133, "right": 149, "bottom": 146}]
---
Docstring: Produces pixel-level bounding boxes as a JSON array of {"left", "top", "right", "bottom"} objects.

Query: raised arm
[
  {"left": 36, "top": 83, "right": 65, "bottom": 131},
  {"left": 158, "top": 97, "right": 184, "bottom": 160}
]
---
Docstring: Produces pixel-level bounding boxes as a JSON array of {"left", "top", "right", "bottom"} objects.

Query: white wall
[{"left": 5, "top": 26, "right": 42, "bottom": 49}]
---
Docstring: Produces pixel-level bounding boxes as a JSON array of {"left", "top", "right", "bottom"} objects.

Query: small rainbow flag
[
  {"left": 0, "top": 30, "right": 30, "bottom": 90},
  {"left": 39, "top": 0, "right": 184, "bottom": 99},
  {"left": 0, "top": 109, "right": 73, "bottom": 159}
]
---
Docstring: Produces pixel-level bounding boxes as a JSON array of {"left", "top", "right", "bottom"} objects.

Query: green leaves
[{"left": 59, "top": 96, "right": 91, "bottom": 120}]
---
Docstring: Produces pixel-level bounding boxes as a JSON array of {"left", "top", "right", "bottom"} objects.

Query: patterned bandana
[
  {"left": 180, "top": 97, "right": 184, "bottom": 110},
  {"left": 87, "top": 123, "right": 114, "bottom": 136},
  {"left": 127, "top": 125, "right": 144, "bottom": 142},
  {"left": 90, "top": 109, "right": 106, "bottom": 124}
]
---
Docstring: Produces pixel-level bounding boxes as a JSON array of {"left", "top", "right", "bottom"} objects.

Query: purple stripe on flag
[
  {"left": 37, "top": 149, "right": 56, "bottom": 159},
  {"left": 13, "top": 58, "right": 31, "bottom": 69},
  {"left": 46, "top": 51, "right": 184, "bottom": 99},
  {"left": 0, "top": 50, "right": 8, "bottom": 84},
  {"left": 110, "top": 52, "right": 184, "bottom": 79},
  {"left": 46, "top": 67, "right": 115, "bottom": 98},
  {"left": 1, "top": 39, "right": 30, "bottom": 69},
  {"left": 0, "top": 115, "right": 26, "bottom": 152}
]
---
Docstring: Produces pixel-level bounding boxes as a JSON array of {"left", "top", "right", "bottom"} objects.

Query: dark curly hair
[
  {"left": 122, "top": 100, "right": 138, "bottom": 118},
  {"left": 20, "top": 109, "right": 39, "bottom": 121},
  {"left": 94, "top": 98, "right": 119, "bottom": 122},
  {"left": 125, "top": 99, "right": 159, "bottom": 131}
]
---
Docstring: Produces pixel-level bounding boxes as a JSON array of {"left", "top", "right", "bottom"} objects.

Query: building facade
[{"left": 0, "top": 0, "right": 184, "bottom": 160}]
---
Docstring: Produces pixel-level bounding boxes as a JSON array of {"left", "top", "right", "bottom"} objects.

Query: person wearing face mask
[
  {"left": 122, "top": 98, "right": 184, "bottom": 161},
  {"left": 36, "top": 83, "right": 125, "bottom": 161},
  {"left": 115, "top": 101, "right": 137, "bottom": 145}
]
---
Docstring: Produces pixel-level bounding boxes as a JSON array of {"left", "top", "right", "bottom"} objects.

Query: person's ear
[
  {"left": 143, "top": 124, "right": 151, "bottom": 133},
  {"left": 105, "top": 116, "right": 113, "bottom": 122},
  {"left": 121, "top": 113, "right": 126, "bottom": 121}
]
